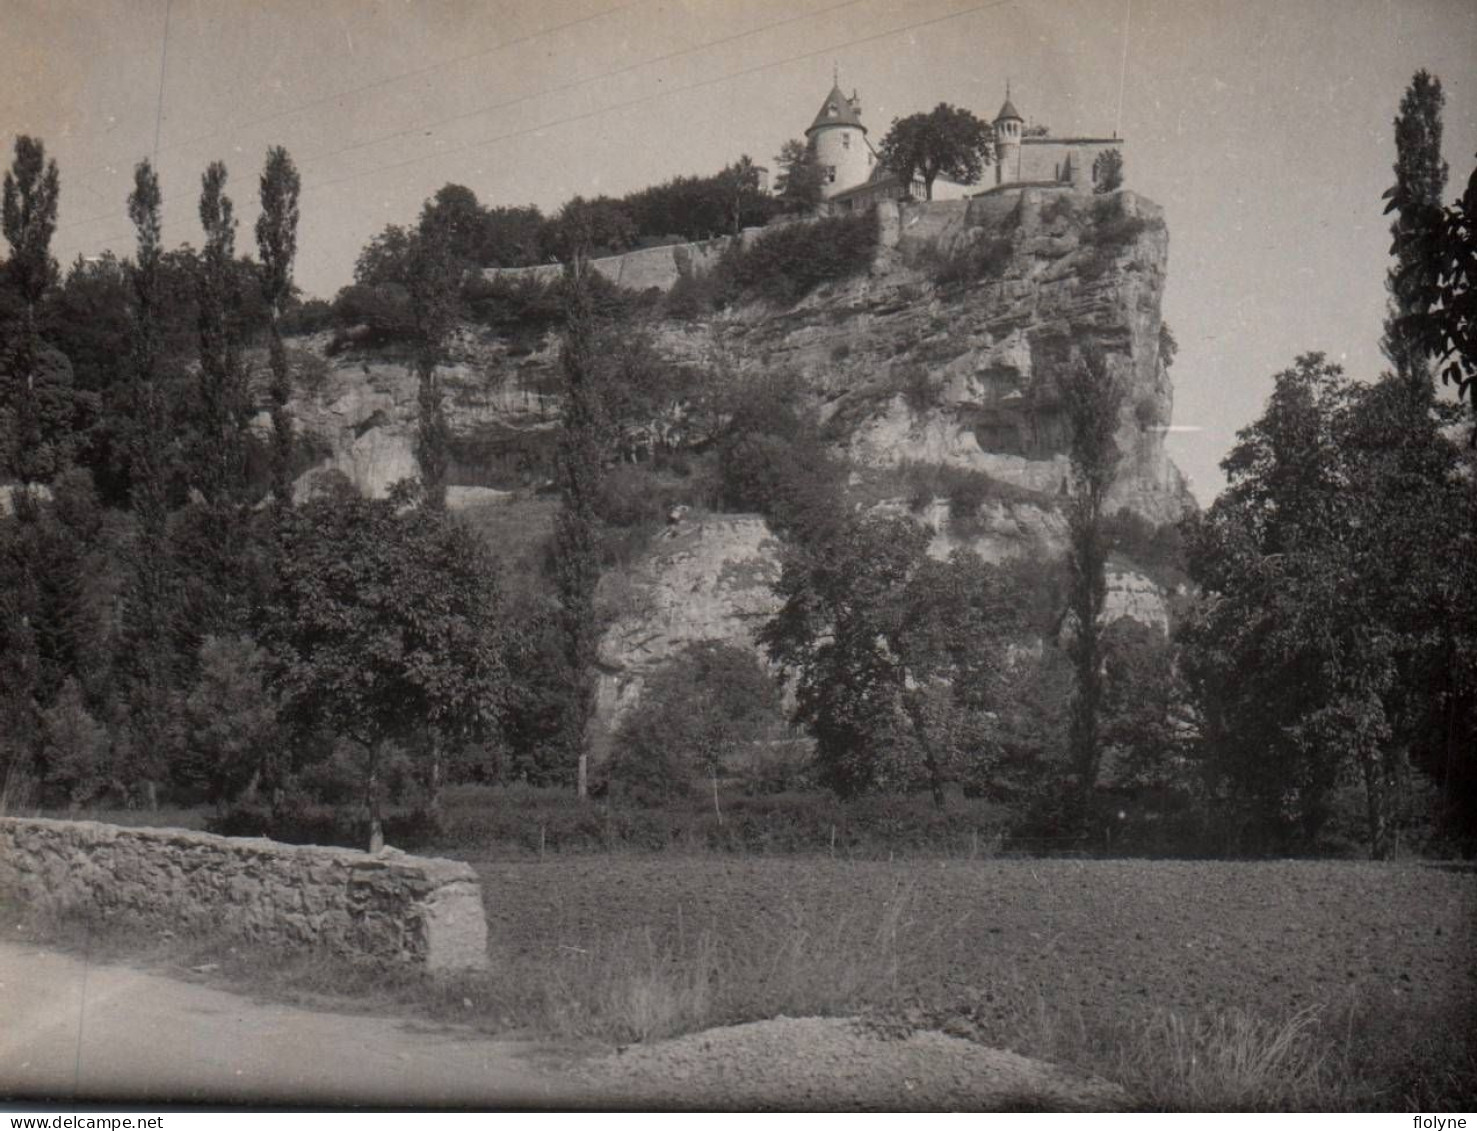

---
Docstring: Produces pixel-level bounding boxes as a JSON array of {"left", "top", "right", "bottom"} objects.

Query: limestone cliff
[{"left": 284, "top": 189, "right": 1191, "bottom": 729}]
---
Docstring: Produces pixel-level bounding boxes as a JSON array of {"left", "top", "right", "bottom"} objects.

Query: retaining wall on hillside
[{"left": 0, "top": 817, "right": 488, "bottom": 971}]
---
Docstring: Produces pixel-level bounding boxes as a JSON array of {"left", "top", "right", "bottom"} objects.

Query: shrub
[
  {"left": 928, "top": 235, "right": 1016, "bottom": 288},
  {"left": 720, "top": 209, "right": 879, "bottom": 305},
  {"left": 328, "top": 283, "right": 416, "bottom": 347},
  {"left": 608, "top": 641, "right": 790, "bottom": 806}
]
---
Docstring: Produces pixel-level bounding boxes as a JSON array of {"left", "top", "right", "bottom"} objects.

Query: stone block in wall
[{"left": 0, "top": 818, "right": 488, "bottom": 972}]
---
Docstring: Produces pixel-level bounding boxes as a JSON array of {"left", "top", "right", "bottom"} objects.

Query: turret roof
[
  {"left": 995, "top": 96, "right": 1023, "bottom": 123},
  {"left": 807, "top": 83, "right": 866, "bottom": 134}
]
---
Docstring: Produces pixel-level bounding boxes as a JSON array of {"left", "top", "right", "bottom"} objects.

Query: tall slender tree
[
  {"left": 408, "top": 206, "right": 459, "bottom": 511},
  {"left": 1382, "top": 70, "right": 1448, "bottom": 386},
  {"left": 255, "top": 147, "right": 300, "bottom": 508},
  {"left": 118, "top": 160, "right": 175, "bottom": 809},
  {"left": 2, "top": 135, "right": 74, "bottom": 485},
  {"left": 1061, "top": 351, "right": 1125, "bottom": 832},
  {"left": 195, "top": 161, "right": 248, "bottom": 505},
  {"left": 551, "top": 224, "right": 606, "bottom": 799}
]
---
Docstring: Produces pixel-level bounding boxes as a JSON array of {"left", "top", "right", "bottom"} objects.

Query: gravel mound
[{"left": 574, "top": 1016, "right": 1132, "bottom": 1111}]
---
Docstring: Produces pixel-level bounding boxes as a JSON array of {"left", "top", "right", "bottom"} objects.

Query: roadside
[
  {"left": 0, "top": 940, "right": 1129, "bottom": 1111},
  {"left": 0, "top": 941, "right": 572, "bottom": 1109}
]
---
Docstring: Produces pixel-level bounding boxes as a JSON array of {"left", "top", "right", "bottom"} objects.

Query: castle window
[
  {"left": 826, "top": 165, "right": 837, "bottom": 183},
  {"left": 842, "top": 133, "right": 851, "bottom": 149}
]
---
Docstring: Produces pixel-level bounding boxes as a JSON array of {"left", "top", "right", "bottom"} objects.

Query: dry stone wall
[{"left": 0, "top": 818, "right": 488, "bottom": 971}]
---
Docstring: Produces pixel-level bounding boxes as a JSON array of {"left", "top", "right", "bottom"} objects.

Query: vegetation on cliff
[{"left": 1, "top": 66, "right": 1474, "bottom": 861}]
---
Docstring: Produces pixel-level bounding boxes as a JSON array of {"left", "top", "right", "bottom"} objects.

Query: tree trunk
[
  {"left": 367, "top": 741, "right": 384, "bottom": 854},
  {"left": 904, "top": 698, "right": 946, "bottom": 812},
  {"left": 577, "top": 752, "right": 588, "bottom": 802},
  {"left": 1362, "top": 751, "right": 1389, "bottom": 860}
]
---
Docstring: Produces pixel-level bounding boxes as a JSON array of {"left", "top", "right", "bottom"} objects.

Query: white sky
[{"left": 4, "top": 0, "right": 1475, "bottom": 504}]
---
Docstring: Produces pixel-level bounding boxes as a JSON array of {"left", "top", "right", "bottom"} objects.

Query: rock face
[
  {"left": 595, "top": 515, "right": 784, "bottom": 731},
  {"left": 284, "top": 190, "right": 1189, "bottom": 732},
  {"left": 0, "top": 817, "right": 488, "bottom": 971}
]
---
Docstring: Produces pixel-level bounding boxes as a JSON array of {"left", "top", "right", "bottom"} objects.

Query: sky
[{"left": 4, "top": 0, "right": 1475, "bottom": 504}]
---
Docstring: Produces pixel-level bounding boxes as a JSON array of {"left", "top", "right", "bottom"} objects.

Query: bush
[
  {"left": 720, "top": 210, "right": 879, "bottom": 305},
  {"left": 608, "top": 642, "right": 790, "bottom": 806},
  {"left": 928, "top": 235, "right": 1016, "bottom": 287},
  {"left": 328, "top": 283, "right": 416, "bottom": 348}
]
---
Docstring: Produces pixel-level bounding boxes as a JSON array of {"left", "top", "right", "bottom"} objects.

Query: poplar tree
[
  {"left": 1061, "top": 351, "right": 1124, "bottom": 833},
  {"left": 255, "top": 147, "right": 300, "bottom": 508},
  {"left": 552, "top": 224, "right": 605, "bottom": 799},
  {"left": 408, "top": 206, "right": 458, "bottom": 511},
  {"left": 118, "top": 160, "right": 175, "bottom": 808},
  {"left": 195, "top": 161, "right": 247, "bottom": 505},
  {"left": 1382, "top": 70, "right": 1447, "bottom": 387},
  {"left": 2, "top": 135, "right": 74, "bottom": 484}
]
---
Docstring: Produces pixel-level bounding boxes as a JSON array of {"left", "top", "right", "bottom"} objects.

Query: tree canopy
[{"left": 877, "top": 103, "right": 993, "bottom": 201}]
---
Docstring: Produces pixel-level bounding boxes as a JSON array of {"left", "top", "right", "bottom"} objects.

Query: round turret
[
  {"left": 993, "top": 88, "right": 1024, "bottom": 186},
  {"left": 805, "top": 82, "right": 872, "bottom": 199}
]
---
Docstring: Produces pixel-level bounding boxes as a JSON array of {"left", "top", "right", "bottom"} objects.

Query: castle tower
[
  {"left": 993, "top": 86, "right": 1024, "bottom": 186},
  {"left": 805, "top": 78, "right": 871, "bottom": 199}
]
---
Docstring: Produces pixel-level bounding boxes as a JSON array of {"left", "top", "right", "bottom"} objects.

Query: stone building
[{"left": 803, "top": 78, "right": 1124, "bottom": 212}]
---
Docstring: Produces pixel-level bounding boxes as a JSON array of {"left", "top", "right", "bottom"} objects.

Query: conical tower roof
[
  {"left": 806, "top": 83, "right": 866, "bottom": 134},
  {"left": 995, "top": 96, "right": 1023, "bottom": 123}
]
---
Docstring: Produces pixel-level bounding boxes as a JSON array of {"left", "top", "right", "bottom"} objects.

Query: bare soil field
[{"left": 475, "top": 857, "right": 1476, "bottom": 1024}]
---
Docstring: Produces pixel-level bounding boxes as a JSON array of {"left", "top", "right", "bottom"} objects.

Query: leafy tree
[
  {"left": 1394, "top": 152, "right": 1477, "bottom": 429},
  {"left": 762, "top": 512, "right": 1021, "bottom": 804},
  {"left": 773, "top": 138, "right": 825, "bottom": 211},
  {"left": 540, "top": 196, "right": 636, "bottom": 263},
  {"left": 1382, "top": 70, "right": 1448, "bottom": 385},
  {"left": 610, "top": 641, "right": 788, "bottom": 806},
  {"left": 877, "top": 104, "right": 993, "bottom": 201},
  {"left": 480, "top": 204, "right": 545, "bottom": 267},
  {"left": 181, "top": 635, "right": 281, "bottom": 808},
  {"left": 714, "top": 155, "right": 766, "bottom": 235},
  {"left": 1061, "top": 351, "right": 1125, "bottom": 830},
  {"left": 39, "top": 678, "right": 111, "bottom": 807},
  {"left": 1180, "top": 354, "right": 1471, "bottom": 854},
  {"left": 1093, "top": 149, "right": 1124, "bottom": 194},
  {"left": 256, "top": 146, "right": 301, "bottom": 508},
  {"left": 264, "top": 487, "right": 509, "bottom": 850}
]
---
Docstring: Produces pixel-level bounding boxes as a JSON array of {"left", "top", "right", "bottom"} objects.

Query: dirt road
[
  {"left": 0, "top": 942, "right": 570, "bottom": 1108},
  {"left": 1, "top": 942, "right": 1128, "bottom": 1111}
]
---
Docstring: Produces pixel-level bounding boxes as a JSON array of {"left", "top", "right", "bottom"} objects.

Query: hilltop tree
[
  {"left": 1093, "top": 149, "right": 1124, "bottom": 194},
  {"left": 774, "top": 138, "right": 825, "bottom": 211},
  {"left": 1382, "top": 70, "right": 1448, "bottom": 386},
  {"left": 877, "top": 104, "right": 993, "bottom": 201},
  {"left": 1061, "top": 351, "right": 1125, "bottom": 831},
  {"left": 256, "top": 146, "right": 301, "bottom": 508},
  {"left": 714, "top": 155, "right": 765, "bottom": 235}
]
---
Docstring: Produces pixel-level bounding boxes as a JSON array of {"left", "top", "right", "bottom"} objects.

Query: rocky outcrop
[
  {"left": 0, "top": 817, "right": 488, "bottom": 971},
  {"left": 595, "top": 515, "right": 783, "bottom": 730}
]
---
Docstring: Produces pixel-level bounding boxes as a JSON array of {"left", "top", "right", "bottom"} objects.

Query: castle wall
[
  {"left": 0, "top": 817, "right": 489, "bottom": 971},
  {"left": 1017, "top": 138, "right": 1123, "bottom": 190}
]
